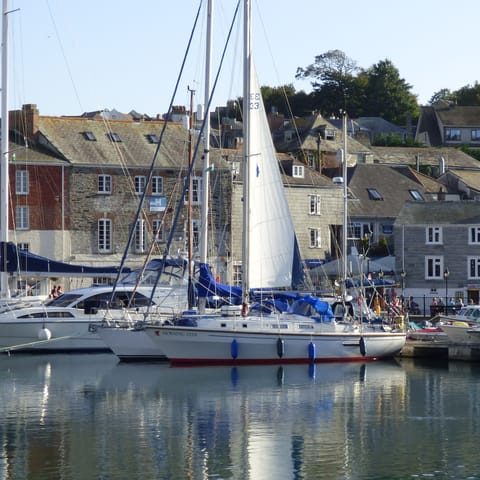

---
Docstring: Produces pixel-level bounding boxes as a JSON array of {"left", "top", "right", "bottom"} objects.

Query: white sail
[{"left": 245, "top": 61, "right": 295, "bottom": 290}]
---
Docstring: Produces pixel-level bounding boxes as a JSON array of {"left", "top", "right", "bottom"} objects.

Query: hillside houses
[
  {"left": 415, "top": 101, "right": 480, "bottom": 147},
  {"left": 4, "top": 102, "right": 480, "bottom": 302}
]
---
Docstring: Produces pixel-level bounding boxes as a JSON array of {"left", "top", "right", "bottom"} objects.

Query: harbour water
[{"left": 1, "top": 353, "right": 480, "bottom": 480}]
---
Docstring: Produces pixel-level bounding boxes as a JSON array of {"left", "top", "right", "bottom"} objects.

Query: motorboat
[
  {"left": 438, "top": 305, "right": 480, "bottom": 344},
  {"left": 0, "top": 258, "right": 189, "bottom": 353}
]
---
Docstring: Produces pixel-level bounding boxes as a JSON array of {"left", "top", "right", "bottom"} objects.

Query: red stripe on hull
[{"left": 168, "top": 356, "right": 391, "bottom": 366}]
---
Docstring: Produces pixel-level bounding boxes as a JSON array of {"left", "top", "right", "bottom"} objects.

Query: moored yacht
[
  {"left": 0, "top": 258, "right": 189, "bottom": 353},
  {"left": 437, "top": 305, "right": 480, "bottom": 344}
]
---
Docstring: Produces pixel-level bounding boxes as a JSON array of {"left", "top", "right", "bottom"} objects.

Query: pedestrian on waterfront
[{"left": 50, "top": 285, "right": 57, "bottom": 299}]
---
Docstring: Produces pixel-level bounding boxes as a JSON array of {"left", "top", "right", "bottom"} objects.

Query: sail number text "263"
[{"left": 249, "top": 93, "right": 260, "bottom": 110}]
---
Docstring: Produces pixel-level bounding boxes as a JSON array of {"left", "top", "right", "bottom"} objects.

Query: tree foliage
[
  {"left": 296, "top": 51, "right": 420, "bottom": 124},
  {"left": 430, "top": 82, "right": 480, "bottom": 106},
  {"left": 362, "top": 59, "right": 419, "bottom": 125},
  {"left": 225, "top": 50, "right": 478, "bottom": 128},
  {"left": 295, "top": 50, "right": 359, "bottom": 115},
  {"left": 260, "top": 84, "right": 311, "bottom": 116}
]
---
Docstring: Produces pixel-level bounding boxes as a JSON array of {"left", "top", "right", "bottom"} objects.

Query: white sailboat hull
[
  {"left": 145, "top": 317, "right": 406, "bottom": 365},
  {"left": 98, "top": 325, "right": 166, "bottom": 361}
]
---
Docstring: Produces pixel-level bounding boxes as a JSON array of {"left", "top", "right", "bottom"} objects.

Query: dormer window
[
  {"left": 83, "top": 131, "right": 96, "bottom": 141},
  {"left": 108, "top": 132, "right": 122, "bottom": 142},
  {"left": 325, "top": 128, "right": 335, "bottom": 140},
  {"left": 367, "top": 188, "right": 383, "bottom": 200},
  {"left": 293, "top": 165, "right": 304, "bottom": 178}
]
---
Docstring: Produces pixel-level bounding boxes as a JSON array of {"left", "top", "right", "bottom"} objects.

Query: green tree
[
  {"left": 428, "top": 88, "right": 454, "bottom": 105},
  {"left": 296, "top": 49, "right": 359, "bottom": 115},
  {"left": 362, "top": 59, "right": 419, "bottom": 125},
  {"left": 455, "top": 82, "right": 480, "bottom": 105},
  {"left": 296, "top": 52, "right": 419, "bottom": 123}
]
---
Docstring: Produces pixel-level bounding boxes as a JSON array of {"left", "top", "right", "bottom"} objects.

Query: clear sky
[{"left": 5, "top": 0, "right": 479, "bottom": 118}]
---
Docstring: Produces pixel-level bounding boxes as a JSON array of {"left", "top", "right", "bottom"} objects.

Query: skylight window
[
  {"left": 367, "top": 188, "right": 383, "bottom": 201},
  {"left": 146, "top": 134, "right": 160, "bottom": 144},
  {"left": 83, "top": 131, "right": 96, "bottom": 141},
  {"left": 409, "top": 189, "right": 424, "bottom": 201},
  {"left": 108, "top": 132, "right": 122, "bottom": 142}
]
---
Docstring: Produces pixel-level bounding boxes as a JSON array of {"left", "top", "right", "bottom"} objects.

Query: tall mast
[
  {"left": 1, "top": 0, "right": 10, "bottom": 298},
  {"left": 187, "top": 86, "right": 195, "bottom": 309},
  {"left": 341, "top": 111, "right": 348, "bottom": 299},
  {"left": 198, "top": 0, "right": 213, "bottom": 314},
  {"left": 241, "top": 0, "right": 251, "bottom": 314},
  {"left": 199, "top": 0, "right": 212, "bottom": 264}
]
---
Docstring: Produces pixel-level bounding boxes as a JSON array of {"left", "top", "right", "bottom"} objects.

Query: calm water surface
[{"left": 0, "top": 353, "right": 479, "bottom": 480}]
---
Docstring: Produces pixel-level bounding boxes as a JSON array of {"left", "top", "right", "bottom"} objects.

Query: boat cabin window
[
  {"left": 47, "top": 294, "right": 83, "bottom": 308},
  {"left": 19, "top": 311, "right": 76, "bottom": 318},
  {"left": 76, "top": 291, "right": 153, "bottom": 310}
]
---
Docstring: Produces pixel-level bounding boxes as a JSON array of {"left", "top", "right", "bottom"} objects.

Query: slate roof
[
  {"left": 438, "top": 168, "right": 480, "bottom": 193},
  {"left": 273, "top": 113, "right": 371, "bottom": 156},
  {"left": 369, "top": 146, "right": 480, "bottom": 168},
  {"left": 395, "top": 200, "right": 480, "bottom": 225},
  {"left": 415, "top": 106, "right": 442, "bottom": 146},
  {"left": 415, "top": 103, "right": 480, "bottom": 146},
  {"left": 39, "top": 116, "right": 191, "bottom": 168},
  {"left": 435, "top": 105, "right": 480, "bottom": 127},
  {"left": 279, "top": 156, "right": 337, "bottom": 187},
  {"left": 16, "top": 114, "right": 233, "bottom": 170},
  {"left": 346, "top": 164, "right": 433, "bottom": 218},
  {"left": 391, "top": 165, "right": 446, "bottom": 193},
  {"left": 354, "top": 117, "right": 407, "bottom": 137}
]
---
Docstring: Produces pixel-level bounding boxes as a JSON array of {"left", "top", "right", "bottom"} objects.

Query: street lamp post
[{"left": 443, "top": 268, "right": 450, "bottom": 315}]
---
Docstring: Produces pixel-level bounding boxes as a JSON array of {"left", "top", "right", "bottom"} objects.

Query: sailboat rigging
[{"left": 143, "top": 0, "right": 406, "bottom": 365}]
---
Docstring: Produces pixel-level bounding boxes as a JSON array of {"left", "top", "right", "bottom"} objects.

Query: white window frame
[
  {"left": 426, "top": 226, "right": 442, "bottom": 244},
  {"left": 468, "top": 257, "right": 480, "bottom": 279},
  {"left": 293, "top": 165, "right": 304, "bottom": 178},
  {"left": 135, "top": 176, "right": 146, "bottom": 195},
  {"left": 469, "top": 226, "right": 480, "bottom": 245},
  {"left": 16, "top": 206, "right": 29, "bottom": 230},
  {"left": 185, "top": 176, "right": 202, "bottom": 205},
  {"left": 152, "top": 176, "right": 163, "bottom": 195},
  {"left": 233, "top": 261, "right": 242, "bottom": 287},
  {"left": 309, "top": 228, "right": 321, "bottom": 248},
  {"left": 134, "top": 219, "right": 146, "bottom": 253},
  {"left": 309, "top": 194, "right": 321, "bottom": 215},
  {"left": 425, "top": 256, "right": 443, "bottom": 279},
  {"left": 98, "top": 174, "right": 112, "bottom": 194},
  {"left": 152, "top": 219, "right": 165, "bottom": 242},
  {"left": 98, "top": 218, "right": 112, "bottom": 253},
  {"left": 15, "top": 170, "right": 29, "bottom": 195}
]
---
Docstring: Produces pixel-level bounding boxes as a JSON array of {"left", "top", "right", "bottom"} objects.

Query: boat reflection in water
[{"left": 1, "top": 355, "right": 480, "bottom": 479}]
